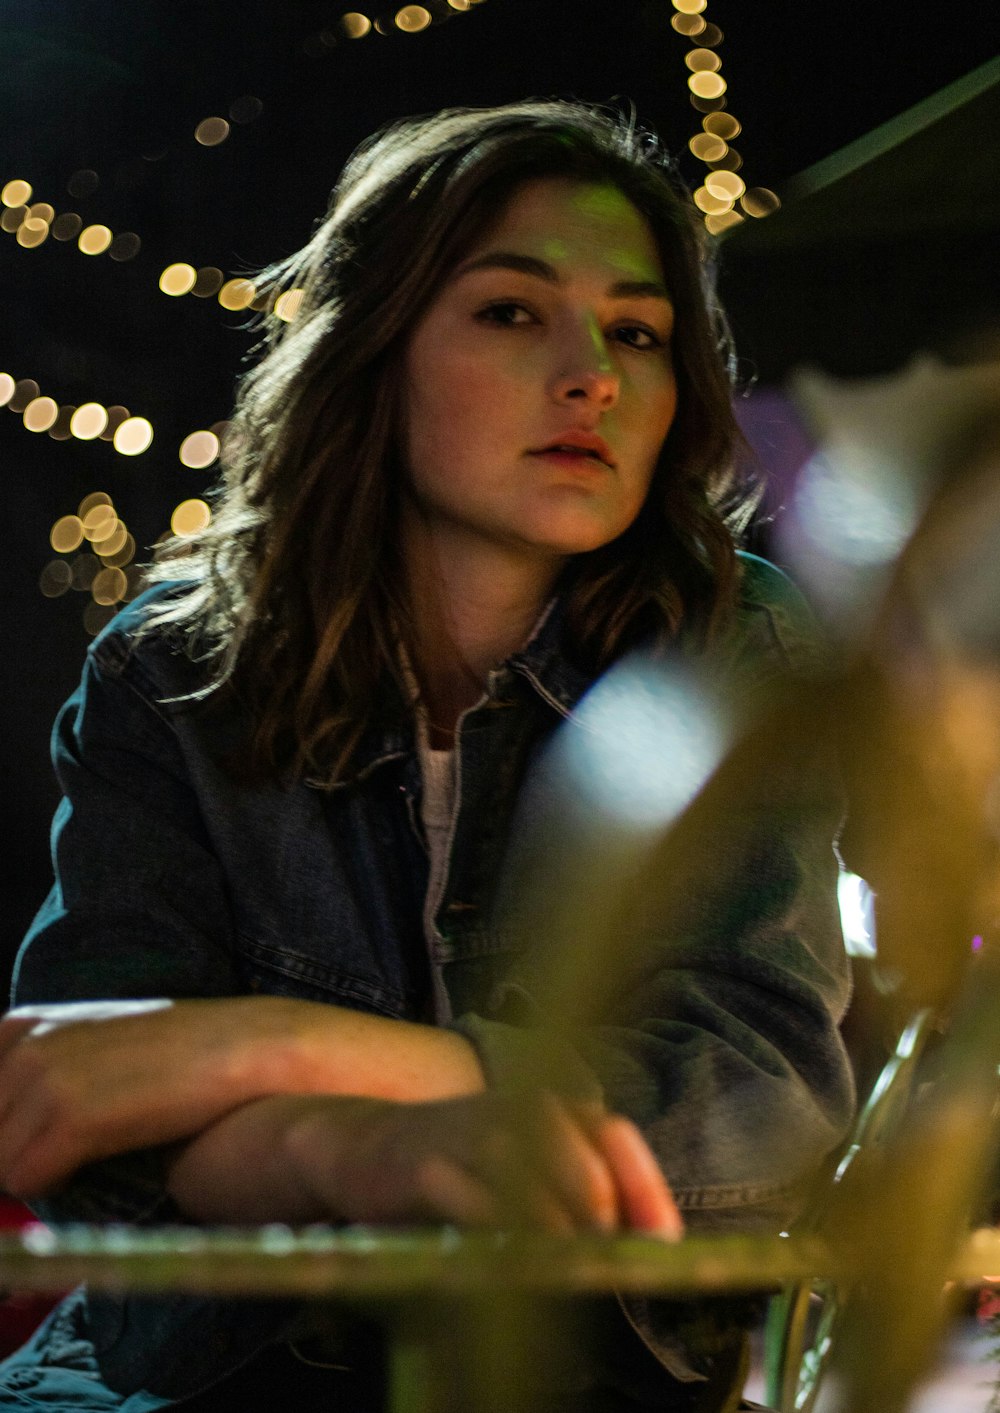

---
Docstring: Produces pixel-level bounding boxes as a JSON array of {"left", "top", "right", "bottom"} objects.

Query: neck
[{"left": 401, "top": 517, "right": 564, "bottom": 744}]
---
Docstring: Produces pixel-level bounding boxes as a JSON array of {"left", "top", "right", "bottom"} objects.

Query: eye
[
  {"left": 612, "top": 323, "right": 667, "bottom": 352},
  {"left": 475, "top": 300, "right": 537, "bottom": 328}
]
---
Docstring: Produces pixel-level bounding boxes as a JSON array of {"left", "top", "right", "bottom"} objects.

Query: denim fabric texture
[{"left": 4, "top": 552, "right": 853, "bottom": 1409}]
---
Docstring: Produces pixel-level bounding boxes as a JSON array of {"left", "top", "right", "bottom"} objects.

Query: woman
[{"left": 0, "top": 101, "right": 853, "bottom": 1410}]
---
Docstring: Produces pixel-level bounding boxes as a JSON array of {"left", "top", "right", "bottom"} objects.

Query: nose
[{"left": 549, "top": 314, "right": 619, "bottom": 409}]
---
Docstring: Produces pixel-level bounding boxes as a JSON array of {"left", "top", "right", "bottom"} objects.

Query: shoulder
[{"left": 84, "top": 580, "right": 211, "bottom": 707}]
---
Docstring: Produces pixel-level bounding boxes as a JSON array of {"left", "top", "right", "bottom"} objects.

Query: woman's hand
[
  {"left": 0, "top": 998, "right": 484, "bottom": 1198},
  {"left": 166, "top": 1089, "right": 683, "bottom": 1236},
  {"left": 283, "top": 1091, "right": 683, "bottom": 1236}
]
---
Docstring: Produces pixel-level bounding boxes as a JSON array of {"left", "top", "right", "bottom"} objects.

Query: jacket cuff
[{"left": 448, "top": 1013, "right": 605, "bottom": 1103}]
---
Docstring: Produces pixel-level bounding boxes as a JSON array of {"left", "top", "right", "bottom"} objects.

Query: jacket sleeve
[
  {"left": 12, "top": 617, "right": 243, "bottom": 1223},
  {"left": 451, "top": 558, "right": 855, "bottom": 1231}
]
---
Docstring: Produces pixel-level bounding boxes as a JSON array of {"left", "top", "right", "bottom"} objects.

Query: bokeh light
[
  {"left": 28, "top": 202, "right": 55, "bottom": 224},
  {"left": 70, "top": 553, "right": 100, "bottom": 590},
  {"left": 179, "top": 430, "right": 221, "bottom": 468},
  {"left": 108, "top": 232, "right": 141, "bottom": 261},
  {"left": 670, "top": 13, "right": 705, "bottom": 35},
  {"left": 693, "top": 186, "right": 733, "bottom": 215},
  {"left": 395, "top": 5, "right": 432, "bottom": 30},
  {"left": 689, "top": 133, "right": 728, "bottom": 162},
  {"left": 704, "top": 210, "right": 744, "bottom": 236},
  {"left": 48, "top": 406, "right": 75, "bottom": 440},
  {"left": 194, "top": 117, "right": 230, "bottom": 146},
  {"left": 741, "top": 187, "right": 782, "bottom": 217},
  {"left": 70, "top": 402, "right": 109, "bottom": 440},
  {"left": 39, "top": 560, "right": 73, "bottom": 598},
  {"left": 218, "top": 277, "right": 256, "bottom": 310},
  {"left": 114, "top": 417, "right": 154, "bottom": 456},
  {"left": 83, "top": 602, "right": 116, "bottom": 637},
  {"left": 685, "top": 48, "right": 722, "bottom": 72},
  {"left": 191, "top": 266, "right": 224, "bottom": 298},
  {"left": 447, "top": 0, "right": 472, "bottom": 8},
  {"left": 100, "top": 531, "right": 136, "bottom": 568},
  {"left": 79, "top": 491, "right": 112, "bottom": 517},
  {"left": 0, "top": 205, "right": 27, "bottom": 233},
  {"left": 23, "top": 396, "right": 58, "bottom": 432},
  {"left": 341, "top": 12, "right": 372, "bottom": 36},
  {"left": 50, "top": 515, "right": 85, "bottom": 553},
  {"left": 82, "top": 504, "right": 118, "bottom": 543},
  {"left": 705, "top": 170, "right": 746, "bottom": 201},
  {"left": 91, "top": 566, "right": 128, "bottom": 605},
  {"left": 672, "top": 0, "right": 706, "bottom": 13},
  {"left": 703, "top": 112, "right": 741, "bottom": 139},
  {"left": 697, "top": 22, "right": 723, "bottom": 45},
  {"left": 171, "top": 499, "right": 212, "bottom": 536},
  {"left": 16, "top": 218, "right": 49, "bottom": 248},
  {"left": 688, "top": 71, "right": 727, "bottom": 99},
  {"left": 274, "top": 288, "right": 304, "bottom": 322},
  {"left": 95, "top": 520, "right": 129, "bottom": 558},
  {"left": 1, "top": 180, "right": 32, "bottom": 207},
  {"left": 9, "top": 380, "right": 40, "bottom": 413},
  {"left": 51, "top": 212, "right": 83, "bottom": 241},
  {"left": 0, "top": 373, "right": 16, "bottom": 407},
  {"left": 159, "top": 262, "right": 197, "bottom": 296},
  {"left": 99, "top": 406, "right": 130, "bottom": 441},
  {"left": 79, "top": 224, "right": 113, "bottom": 255}
]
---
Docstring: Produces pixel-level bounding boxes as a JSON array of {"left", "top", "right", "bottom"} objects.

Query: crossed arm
[{"left": 0, "top": 997, "right": 682, "bottom": 1237}]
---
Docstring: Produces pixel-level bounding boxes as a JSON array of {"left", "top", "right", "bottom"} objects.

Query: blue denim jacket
[{"left": 9, "top": 552, "right": 853, "bottom": 1406}]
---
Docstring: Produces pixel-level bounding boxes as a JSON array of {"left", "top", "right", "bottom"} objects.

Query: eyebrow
[{"left": 452, "top": 251, "right": 672, "bottom": 302}]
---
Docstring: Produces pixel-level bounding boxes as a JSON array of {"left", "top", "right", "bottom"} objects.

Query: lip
[{"left": 529, "top": 430, "right": 616, "bottom": 469}]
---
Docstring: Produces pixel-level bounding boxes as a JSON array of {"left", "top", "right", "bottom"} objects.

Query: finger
[
  {"left": 592, "top": 1115, "right": 683, "bottom": 1240},
  {"left": 413, "top": 1155, "right": 500, "bottom": 1227},
  {"left": 476, "top": 1127, "right": 576, "bottom": 1233},
  {"left": 534, "top": 1094, "right": 618, "bottom": 1232},
  {"left": 0, "top": 1097, "right": 67, "bottom": 1198}
]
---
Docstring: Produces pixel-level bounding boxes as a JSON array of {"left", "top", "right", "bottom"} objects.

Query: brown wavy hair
[{"left": 145, "top": 99, "right": 755, "bottom": 784}]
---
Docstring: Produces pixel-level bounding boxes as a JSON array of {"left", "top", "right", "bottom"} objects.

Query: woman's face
[{"left": 401, "top": 176, "right": 677, "bottom": 566}]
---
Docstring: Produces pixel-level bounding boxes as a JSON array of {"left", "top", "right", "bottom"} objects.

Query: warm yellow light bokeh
[
  {"left": 703, "top": 112, "right": 741, "bottom": 140},
  {"left": 693, "top": 186, "right": 734, "bottom": 215},
  {"left": 341, "top": 12, "right": 372, "bottom": 37},
  {"left": 688, "top": 71, "right": 727, "bottom": 99},
  {"left": 741, "top": 187, "right": 782, "bottom": 218},
  {"left": 218, "top": 278, "right": 256, "bottom": 311},
  {"left": 50, "top": 516, "right": 85, "bottom": 553},
  {"left": 114, "top": 417, "right": 154, "bottom": 456},
  {"left": 192, "top": 267, "right": 224, "bottom": 298},
  {"left": 1, "top": 179, "right": 32, "bottom": 207},
  {"left": 171, "top": 499, "right": 212, "bottom": 536},
  {"left": 39, "top": 560, "right": 73, "bottom": 598},
  {"left": 159, "top": 263, "right": 197, "bottom": 296},
  {"left": 179, "top": 430, "right": 221, "bottom": 469},
  {"left": 109, "top": 232, "right": 141, "bottom": 262},
  {"left": 395, "top": 5, "right": 432, "bottom": 29},
  {"left": 274, "top": 288, "right": 304, "bottom": 322},
  {"left": 689, "top": 133, "right": 728, "bottom": 162},
  {"left": 96, "top": 521, "right": 129, "bottom": 558},
  {"left": 51, "top": 212, "right": 83, "bottom": 241},
  {"left": 28, "top": 202, "right": 55, "bottom": 224},
  {"left": 705, "top": 170, "right": 746, "bottom": 201},
  {"left": 71, "top": 402, "right": 109, "bottom": 440},
  {"left": 670, "top": 13, "right": 705, "bottom": 35},
  {"left": 91, "top": 566, "right": 128, "bottom": 605},
  {"left": 79, "top": 224, "right": 113, "bottom": 255},
  {"left": 0, "top": 206, "right": 26, "bottom": 233},
  {"left": 79, "top": 491, "right": 112, "bottom": 517},
  {"left": 23, "top": 396, "right": 58, "bottom": 432},
  {"left": 195, "top": 117, "right": 230, "bottom": 146},
  {"left": 82, "top": 505, "right": 118, "bottom": 544},
  {"left": 672, "top": 0, "right": 706, "bottom": 13},
  {"left": 685, "top": 48, "right": 722, "bottom": 72},
  {"left": 0, "top": 373, "right": 15, "bottom": 407},
  {"left": 16, "top": 218, "right": 49, "bottom": 248}
]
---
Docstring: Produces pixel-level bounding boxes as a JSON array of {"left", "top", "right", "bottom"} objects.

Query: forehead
[{"left": 467, "top": 177, "right": 664, "bottom": 283}]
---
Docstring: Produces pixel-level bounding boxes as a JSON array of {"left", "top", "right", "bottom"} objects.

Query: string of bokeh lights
[
  {"left": 4, "top": 0, "right": 783, "bottom": 633},
  {"left": 670, "top": 0, "right": 780, "bottom": 234}
]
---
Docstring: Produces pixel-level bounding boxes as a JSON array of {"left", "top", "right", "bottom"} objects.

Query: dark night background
[{"left": 2, "top": 0, "right": 999, "bottom": 975}]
